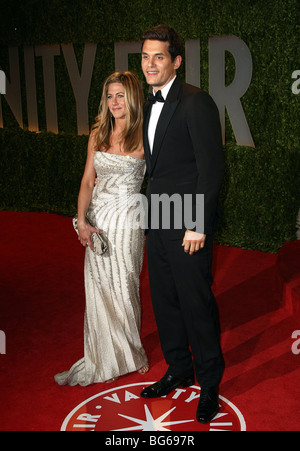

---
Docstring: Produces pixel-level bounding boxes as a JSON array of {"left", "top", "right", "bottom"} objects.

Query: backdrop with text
[{"left": 0, "top": 0, "right": 299, "bottom": 252}]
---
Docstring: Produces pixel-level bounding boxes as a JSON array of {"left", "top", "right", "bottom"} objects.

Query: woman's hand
[{"left": 77, "top": 218, "right": 101, "bottom": 252}]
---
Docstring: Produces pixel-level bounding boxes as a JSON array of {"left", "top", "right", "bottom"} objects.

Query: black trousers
[{"left": 146, "top": 229, "right": 225, "bottom": 388}]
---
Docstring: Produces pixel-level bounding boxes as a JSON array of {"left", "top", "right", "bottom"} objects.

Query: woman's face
[{"left": 107, "top": 83, "right": 127, "bottom": 120}]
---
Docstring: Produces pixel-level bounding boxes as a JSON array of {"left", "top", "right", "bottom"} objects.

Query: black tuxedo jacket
[{"left": 143, "top": 76, "right": 224, "bottom": 239}]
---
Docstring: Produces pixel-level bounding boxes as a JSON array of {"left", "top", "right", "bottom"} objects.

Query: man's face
[{"left": 141, "top": 40, "right": 182, "bottom": 91}]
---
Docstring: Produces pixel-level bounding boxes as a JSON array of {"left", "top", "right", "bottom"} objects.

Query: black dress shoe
[
  {"left": 196, "top": 387, "right": 219, "bottom": 423},
  {"left": 140, "top": 373, "right": 195, "bottom": 398}
]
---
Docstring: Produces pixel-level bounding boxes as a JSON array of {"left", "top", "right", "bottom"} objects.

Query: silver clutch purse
[{"left": 72, "top": 215, "right": 108, "bottom": 255}]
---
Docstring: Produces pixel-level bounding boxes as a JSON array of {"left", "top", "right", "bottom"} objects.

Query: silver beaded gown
[{"left": 55, "top": 152, "right": 148, "bottom": 386}]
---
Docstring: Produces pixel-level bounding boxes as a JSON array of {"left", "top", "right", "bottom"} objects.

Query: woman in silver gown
[{"left": 55, "top": 72, "right": 149, "bottom": 386}]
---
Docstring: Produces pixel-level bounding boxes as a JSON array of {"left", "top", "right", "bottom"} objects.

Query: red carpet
[
  {"left": 276, "top": 240, "right": 300, "bottom": 323},
  {"left": 0, "top": 211, "right": 299, "bottom": 431}
]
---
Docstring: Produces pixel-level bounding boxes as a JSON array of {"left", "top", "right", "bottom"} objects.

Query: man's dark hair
[{"left": 141, "top": 24, "right": 183, "bottom": 61}]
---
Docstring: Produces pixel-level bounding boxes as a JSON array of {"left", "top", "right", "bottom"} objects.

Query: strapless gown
[{"left": 55, "top": 152, "right": 148, "bottom": 386}]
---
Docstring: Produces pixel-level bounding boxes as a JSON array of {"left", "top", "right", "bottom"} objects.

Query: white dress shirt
[{"left": 148, "top": 76, "right": 176, "bottom": 153}]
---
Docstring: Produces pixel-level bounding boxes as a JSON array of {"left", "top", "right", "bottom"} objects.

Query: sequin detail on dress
[{"left": 54, "top": 152, "right": 148, "bottom": 386}]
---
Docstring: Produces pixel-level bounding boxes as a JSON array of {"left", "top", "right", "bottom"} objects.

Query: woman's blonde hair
[{"left": 92, "top": 71, "right": 144, "bottom": 153}]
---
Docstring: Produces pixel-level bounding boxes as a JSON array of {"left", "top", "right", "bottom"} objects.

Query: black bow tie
[{"left": 148, "top": 90, "right": 165, "bottom": 104}]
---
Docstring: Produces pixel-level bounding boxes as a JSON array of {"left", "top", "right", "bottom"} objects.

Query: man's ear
[{"left": 174, "top": 55, "right": 182, "bottom": 69}]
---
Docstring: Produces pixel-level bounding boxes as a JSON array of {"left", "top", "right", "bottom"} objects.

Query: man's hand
[{"left": 182, "top": 230, "right": 206, "bottom": 255}]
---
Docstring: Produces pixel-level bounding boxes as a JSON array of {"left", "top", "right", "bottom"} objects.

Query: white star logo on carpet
[
  {"left": 61, "top": 382, "right": 246, "bottom": 431},
  {"left": 115, "top": 404, "right": 194, "bottom": 431}
]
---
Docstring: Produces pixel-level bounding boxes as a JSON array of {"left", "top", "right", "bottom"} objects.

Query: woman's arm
[{"left": 77, "top": 131, "right": 101, "bottom": 251}]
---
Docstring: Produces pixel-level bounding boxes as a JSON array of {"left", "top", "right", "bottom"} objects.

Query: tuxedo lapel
[
  {"left": 150, "top": 98, "right": 179, "bottom": 172},
  {"left": 143, "top": 102, "right": 152, "bottom": 174},
  {"left": 145, "top": 77, "right": 182, "bottom": 176}
]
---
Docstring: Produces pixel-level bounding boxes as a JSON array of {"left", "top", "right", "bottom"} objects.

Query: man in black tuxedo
[{"left": 140, "top": 25, "right": 225, "bottom": 424}]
